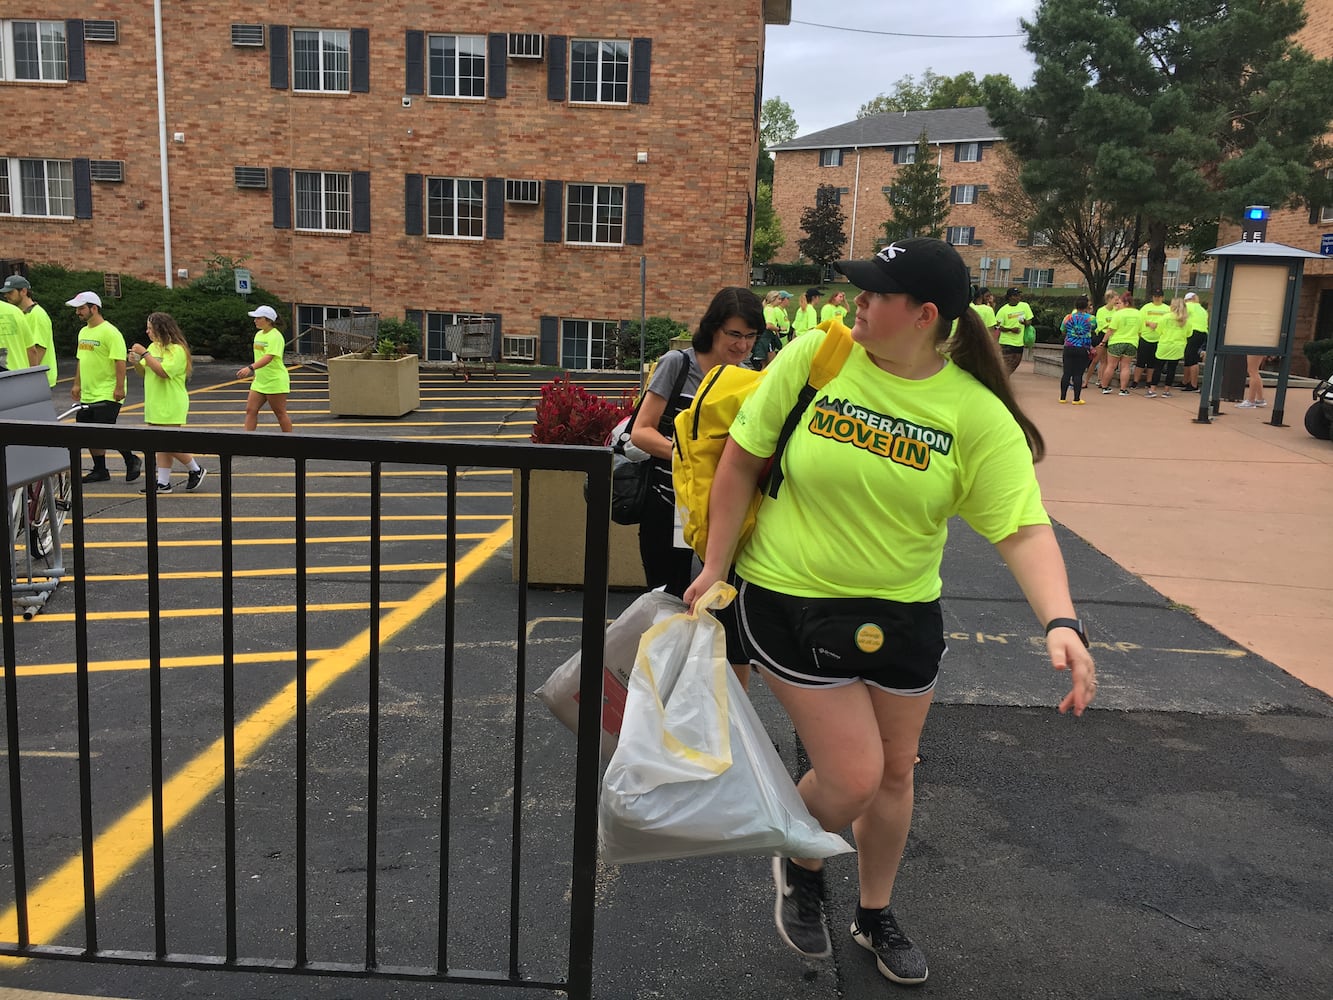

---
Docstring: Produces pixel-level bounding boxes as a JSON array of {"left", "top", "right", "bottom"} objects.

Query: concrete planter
[
  {"left": 511, "top": 469, "right": 646, "bottom": 589},
  {"left": 328, "top": 353, "right": 420, "bottom": 417},
  {"left": 1030, "top": 344, "right": 1062, "bottom": 377}
]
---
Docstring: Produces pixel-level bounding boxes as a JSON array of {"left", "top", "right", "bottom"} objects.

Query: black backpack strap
[
  {"left": 655, "top": 349, "right": 692, "bottom": 437},
  {"left": 621, "top": 350, "right": 690, "bottom": 453},
  {"left": 762, "top": 382, "right": 818, "bottom": 499}
]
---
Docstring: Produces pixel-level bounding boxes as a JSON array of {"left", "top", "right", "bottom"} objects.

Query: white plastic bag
[
  {"left": 599, "top": 582, "right": 854, "bottom": 864},
  {"left": 536, "top": 590, "right": 687, "bottom": 759}
]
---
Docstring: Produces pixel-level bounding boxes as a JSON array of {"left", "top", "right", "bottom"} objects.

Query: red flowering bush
[{"left": 530, "top": 374, "right": 635, "bottom": 445}]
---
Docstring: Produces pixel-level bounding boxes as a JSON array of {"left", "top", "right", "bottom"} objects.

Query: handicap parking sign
[
  {"left": 234, "top": 267, "right": 253, "bottom": 294},
  {"left": 1321, "top": 234, "right": 1333, "bottom": 256}
]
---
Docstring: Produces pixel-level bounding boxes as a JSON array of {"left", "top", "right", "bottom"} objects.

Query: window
[
  {"left": 819, "top": 149, "right": 844, "bottom": 168},
  {"left": 294, "top": 170, "right": 351, "bottom": 231},
  {"left": 1031, "top": 229, "right": 1052, "bottom": 246},
  {"left": 565, "top": 183, "right": 624, "bottom": 245},
  {"left": 561, "top": 319, "right": 619, "bottom": 369},
  {"left": 953, "top": 185, "right": 977, "bottom": 205},
  {"left": 424, "top": 311, "right": 486, "bottom": 360},
  {"left": 292, "top": 28, "right": 349, "bottom": 92},
  {"left": 1020, "top": 268, "right": 1054, "bottom": 288},
  {"left": 956, "top": 142, "right": 980, "bottom": 162},
  {"left": 1321, "top": 204, "right": 1333, "bottom": 225},
  {"left": 893, "top": 145, "right": 916, "bottom": 165},
  {"left": 428, "top": 34, "right": 485, "bottom": 98},
  {"left": 570, "top": 39, "right": 628, "bottom": 103},
  {"left": 1, "top": 20, "right": 67, "bottom": 82},
  {"left": 945, "top": 226, "right": 975, "bottom": 246},
  {"left": 294, "top": 304, "right": 352, "bottom": 354},
  {"left": 0, "top": 157, "right": 74, "bottom": 217},
  {"left": 427, "top": 177, "right": 483, "bottom": 239}
]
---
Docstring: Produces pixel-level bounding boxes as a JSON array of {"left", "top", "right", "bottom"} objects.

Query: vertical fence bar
[
  {"left": 435, "top": 464, "right": 458, "bottom": 972},
  {"left": 68, "top": 454, "right": 98, "bottom": 954},
  {"left": 145, "top": 452, "right": 168, "bottom": 959},
  {"left": 220, "top": 455, "right": 238, "bottom": 963},
  {"left": 365, "top": 462, "right": 382, "bottom": 969},
  {"left": 0, "top": 447, "right": 29, "bottom": 949},
  {"left": 294, "top": 458, "right": 308, "bottom": 968},
  {"left": 508, "top": 465, "right": 531, "bottom": 979}
]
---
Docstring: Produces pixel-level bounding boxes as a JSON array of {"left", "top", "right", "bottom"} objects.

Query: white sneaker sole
[
  {"left": 851, "top": 921, "right": 929, "bottom": 985},
  {"left": 771, "top": 857, "right": 831, "bottom": 959}
]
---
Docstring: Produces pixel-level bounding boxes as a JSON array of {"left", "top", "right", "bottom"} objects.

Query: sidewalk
[{"left": 1012, "top": 363, "right": 1333, "bottom": 697}]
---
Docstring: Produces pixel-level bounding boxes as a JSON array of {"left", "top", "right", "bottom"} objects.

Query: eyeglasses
[{"left": 721, "top": 327, "right": 759, "bottom": 341}]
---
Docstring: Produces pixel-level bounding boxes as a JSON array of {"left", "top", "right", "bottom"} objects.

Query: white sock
[
  {"left": 187, "top": 460, "right": 201, "bottom": 472},
  {"left": 157, "top": 469, "right": 171, "bottom": 486}
]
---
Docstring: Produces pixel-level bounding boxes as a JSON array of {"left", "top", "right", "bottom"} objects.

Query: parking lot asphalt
[{"left": 1, "top": 359, "right": 1329, "bottom": 1000}]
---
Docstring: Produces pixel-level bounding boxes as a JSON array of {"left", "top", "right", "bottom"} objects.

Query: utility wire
[{"left": 790, "top": 18, "right": 1025, "bottom": 38}]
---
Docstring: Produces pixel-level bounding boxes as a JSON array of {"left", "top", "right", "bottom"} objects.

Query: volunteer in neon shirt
[
  {"left": 1135, "top": 289, "right": 1171, "bottom": 390},
  {"left": 129, "top": 312, "right": 207, "bottom": 494},
  {"left": 684, "top": 238, "right": 1095, "bottom": 988},
  {"left": 1, "top": 276, "right": 54, "bottom": 386},
  {"left": 1181, "top": 291, "right": 1208, "bottom": 392},
  {"left": 237, "top": 305, "right": 293, "bottom": 432},
  {"left": 791, "top": 288, "right": 822, "bottom": 339},
  {"left": 0, "top": 288, "right": 35, "bottom": 373},
  {"left": 820, "top": 290, "right": 849, "bottom": 325},
  {"left": 1146, "top": 296, "right": 1189, "bottom": 398},
  {"left": 68, "top": 290, "right": 142, "bottom": 484},
  {"left": 970, "top": 286, "right": 998, "bottom": 339},
  {"left": 1090, "top": 290, "right": 1119, "bottom": 390},
  {"left": 994, "top": 287, "right": 1033, "bottom": 375},
  {"left": 1099, "top": 292, "right": 1141, "bottom": 394}
]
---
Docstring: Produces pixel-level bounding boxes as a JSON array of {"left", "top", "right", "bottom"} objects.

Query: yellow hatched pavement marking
[
  {"left": 0, "top": 521, "right": 513, "bottom": 948},
  {"left": 14, "top": 650, "right": 340, "bottom": 678},
  {"left": 80, "top": 533, "right": 494, "bottom": 549},
  {"left": 30, "top": 602, "right": 409, "bottom": 624}
]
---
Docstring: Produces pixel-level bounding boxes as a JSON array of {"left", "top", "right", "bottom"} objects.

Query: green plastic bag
[{"left": 1022, "top": 324, "right": 1037, "bottom": 347}]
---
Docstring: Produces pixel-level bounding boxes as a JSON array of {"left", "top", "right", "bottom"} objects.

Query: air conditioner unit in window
[
  {"left": 231, "top": 23, "right": 265, "bottom": 47},
  {"left": 979, "top": 257, "right": 992, "bottom": 269},
  {"left": 89, "top": 160, "right": 125, "bottom": 183},
  {"left": 234, "top": 166, "right": 269, "bottom": 189},
  {"left": 501, "top": 335, "right": 538, "bottom": 362},
  {"left": 997, "top": 258, "right": 1011, "bottom": 270},
  {"left": 84, "top": 20, "right": 119, "bottom": 43},
  {"left": 508, "top": 33, "right": 544, "bottom": 59},
  {"left": 505, "top": 179, "right": 541, "bottom": 205}
]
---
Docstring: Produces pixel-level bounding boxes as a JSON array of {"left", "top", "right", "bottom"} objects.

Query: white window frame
[
  {"left": 294, "top": 170, "right": 352, "bottom": 232},
  {"left": 945, "top": 226, "right": 974, "bottom": 246},
  {"left": 1320, "top": 205, "right": 1333, "bottom": 225},
  {"left": 426, "top": 176, "right": 484, "bottom": 240},
  {"left": 819, "top": 149, "right": 844, "bottom": 168},
  {"left": 957, "top": 142, "right": 980, "bottom": 163},
  {"left": 560, "top": 319, "right": 619, "bottom": 369},
  {"left": 0, "top": 156, "right": 74, "bottom": 217},
  {"left": 292, "top": 28, "right": 350, "bottom": 94},
  {"left": 565, "top": 183, "right": 625, "bottom": 246},
  {"left": 427, "top": 33, "right": 485, "bottom": 99},
  {"left": 895, "top": 145, "right": 916, "bottom": 164},
  {"left": 295, "top": 303, "right": 352, "bottom": 354},
  {"left": 1, "top": 20, "right": 68, "bottom": 83},
  {"left": 569, "top": 38, "right": 629, "bottom": 105},
  {"left": 954, "top": 184, "right": 977, "bottom": 205}
]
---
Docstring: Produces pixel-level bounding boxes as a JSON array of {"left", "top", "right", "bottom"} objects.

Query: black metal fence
[{"left": 0, "top": 419, "right": 612, "bottom": 999}]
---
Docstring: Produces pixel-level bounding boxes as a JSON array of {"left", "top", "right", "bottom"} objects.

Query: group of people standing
[
  {"left": 755, "top": 286, "right": 850, "bottom": 370},
  {"left": 0, "top": 274, "right": 294, "bottom": 494}
]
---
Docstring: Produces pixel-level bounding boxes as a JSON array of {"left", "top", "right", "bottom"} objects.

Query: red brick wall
[{"left": 2, "top": 1, "right": 770, "bottom": 359}]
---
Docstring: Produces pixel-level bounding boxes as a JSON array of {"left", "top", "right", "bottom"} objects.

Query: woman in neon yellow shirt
[
  {"left": 238, "top": 305, "right": 294, "bottom": 432},
  {"left": 1146, "top": 297, "right": 1189, "bottom": 398},
  {"left": 820, "top": 290, "right": 849, "bottom": 325},
  {"left": 129, "top": 312, "right": 206, "bottom": 493}
]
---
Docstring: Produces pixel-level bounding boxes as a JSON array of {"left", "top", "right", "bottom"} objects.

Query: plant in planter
[
  {"left": 374, "top": 317, "right": 421, "bottom": 358},
  {"left": 530, "top": 374, "right": 634, "bottom": 445}
]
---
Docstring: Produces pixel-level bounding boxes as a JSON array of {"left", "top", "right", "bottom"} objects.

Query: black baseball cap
[{"left": 835, "top": 238, "right": 971, "bottom": 321}]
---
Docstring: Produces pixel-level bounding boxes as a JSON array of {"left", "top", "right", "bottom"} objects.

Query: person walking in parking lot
[
  {"left": 68, "top": 291, "right": 142, "bottom": 484},
  {"left": 238, "top": 305, "right": 293, "bottom": 432},
  {"left": 1, "top": 275, "right": 54, "bottom": 385},
  {"left": 994, "top": 287, "right": 1032, "bottom": 375},
  {"left": 129, "top": 312, "right": 207, "bottom": 494}
]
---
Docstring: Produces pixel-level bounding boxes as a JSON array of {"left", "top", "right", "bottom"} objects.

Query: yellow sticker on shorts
[{"left": 855, "top": 623, "right": 884, "bottom": 653}]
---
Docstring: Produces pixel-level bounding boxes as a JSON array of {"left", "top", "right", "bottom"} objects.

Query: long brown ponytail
[{"left": 941, "top": 308, "right": 1045, "bottom": 461}]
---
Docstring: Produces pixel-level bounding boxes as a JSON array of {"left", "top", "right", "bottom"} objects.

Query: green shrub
[
  {"left": 375, "top": 317, "right": 421, "bottom": 355},
  {"left": 1304, "top": 338, "right": 1333, "bottom": 379},
  {"left": 619, "top": 315, "right": 691, "bottom": 364},
  {"left": 763, "top": 263, "right": 824, "bottom": 287},
  {"left": 1025, "top": 296, "right": 1082, "bottom": 344}
]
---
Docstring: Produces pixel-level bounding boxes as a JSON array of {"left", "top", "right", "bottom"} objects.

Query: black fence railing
[{"left": 0, "top": 419, "right": 612, "bottom": 999}]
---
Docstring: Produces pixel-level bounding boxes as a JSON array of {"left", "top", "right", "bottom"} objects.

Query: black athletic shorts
[
  {"left": 1135, "top": 340, "right": 1158, "bottom": 369},
  {"left": 1183, "top": 331, "right": 1207, "bottom": 367},
  {"left": 724, "top": 576, "right": 945, "bottom": 695},
  {"left": 75, "top": 400, "right": 122, "bottom": 425}
]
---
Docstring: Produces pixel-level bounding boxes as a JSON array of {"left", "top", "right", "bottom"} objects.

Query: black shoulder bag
[{"left": 607, "top": 351, "right": 690, "bottom": 525}]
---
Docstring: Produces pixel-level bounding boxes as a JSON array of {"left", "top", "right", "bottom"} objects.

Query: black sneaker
[
  {"left": 851, "top": 907, "right": 929, "bottom": 985},
  {"left": 82, "top": 469, "right": 111, "bottom": 483},
  {"left": 125, "top": 455, "right": 143, "bottom": 483},
  {"left": 186, "top": 466, "right": 208, "bottom": 491},
  {"left": 139, "top": 481, "right": 173, "bottom": 495},
  {"left": 772, "top": 858, "right": 831, "bottom": 958}
]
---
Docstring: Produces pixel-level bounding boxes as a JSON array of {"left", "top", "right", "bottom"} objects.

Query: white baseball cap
[
  {"left": 247, "top": 305, "right": 278, "bottom": 321},
  {"left": 1184, "top": 291, "right": 1199, "bottom": 301},
  {"left": 66, "top": 290, "right": 102, "bottom": 308}
]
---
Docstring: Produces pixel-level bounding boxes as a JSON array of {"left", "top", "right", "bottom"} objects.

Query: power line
[{"left": 789, "top": 18, "right": 1025, "bottom": 39}]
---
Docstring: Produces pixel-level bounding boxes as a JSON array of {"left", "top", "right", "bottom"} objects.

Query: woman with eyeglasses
[{"left": 630, "top": 286, "right": 763, "bottom": 597}]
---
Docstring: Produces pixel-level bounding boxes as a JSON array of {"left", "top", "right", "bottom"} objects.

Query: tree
[
  {"left": 984, "top": 0, "right": 1333, "bottom": 295},
  {"left": 752, "top": 181, "right": 785, "bottom": 265},
  {"left": 759, "top": 96, "right": 799, "bottom": 188},
  {"left": 982, "top": 148, "right": 1138, "bottom": 303},
  {"left": 857, "top": 70, "right": 1010, "bottom": 116},
  {"left": 797, "top": 185, "right": 847, "bottom": 267},
  {"left": 881, "top": 131, "right": 950, "bottom": 242}
]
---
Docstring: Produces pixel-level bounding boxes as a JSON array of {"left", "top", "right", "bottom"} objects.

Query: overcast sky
[{"left": 763, "top": 0, "right": 1039, "bottom": 137}]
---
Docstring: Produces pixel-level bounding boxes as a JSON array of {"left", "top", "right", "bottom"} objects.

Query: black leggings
[
  {"left": 1150, "top": 359, "right": 1180, "bottom": 388},
  {"left": 638, "top": 476, "right": 693, "bottom": 597},
  {"left": 1060, "top": 347, "right": 1090, "bottom": 400}
]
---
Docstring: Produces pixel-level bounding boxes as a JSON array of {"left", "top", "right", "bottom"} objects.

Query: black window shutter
[
  {"left": 893, "top": 146, "right": 903, "bottom": 165},
  {"left": 485, "top": 177, "right": 504, "bottom": 239},
  {"left": 352, "top": 171, "right": 371, "bottom": 232},
  {"left": 547, "top": 36, "right": 567, "bottom": 101},
  {"left": 405, "top": 31, "right": 424, "bottom": 95},
  {"left": 625, "top": 183, "right": 645, "bottom": 245},
  {"left": 539, "top": 316, "right": 559, "bottom": 366},
  {"left": 544, "top": 180, "right": 564, "bottom": 242},
  {"left": 72, "top": 158, "right": 92, "bottom": 219},
  {"left": 350, "top": 29, "right": 369, "bottom": 92},
  {"left": 977, "top": 143, "right": 987, "bottom": 161},
  {"left": 630, "top": 38, "right": 652, "bottom": 104},
  {"left": 65, "top": 20, "right": 86, "bottom": 82},
  {"left": 949, "top": 186, "right": 958, "bottom": 204},
  {"left": 968, "top": 227, "right": 977, "bottom": 244},
  {"left": 485, "top": 312, "right": 502, "bottom": 359},
  {"left": 954, "top": 144, "right": 962, "bottom": 162},
  {"left": 272, "top": 166, "right": 291, "bottom": 228},
  {"left": 1310, "top": 202, "right": 1321, "bottom": 224},
  {"left": 405, "top": 173, "right": 423, "bottom": 235},
  {"left": 488, "top": 33, "right": 507, "bottom": 98},
  {"left": 270, "top": 26, "right": 289, "bottom": 89}
]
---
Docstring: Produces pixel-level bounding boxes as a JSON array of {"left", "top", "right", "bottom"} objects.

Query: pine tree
[
  {"left": 882, "top": 131, "right": 949, "bottom": 242},
  {"left": 797, "top": 185, "right": 847, "bottom": 268}
]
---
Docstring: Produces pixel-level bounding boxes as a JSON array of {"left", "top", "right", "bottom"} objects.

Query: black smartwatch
[{"left": 1044, "top": 617, "right": 1089, "bottom": 648}]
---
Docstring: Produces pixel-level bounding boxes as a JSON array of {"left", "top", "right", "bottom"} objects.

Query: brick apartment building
[
  {"left": 769, "top": 106, "right": 1216, "bottom": 294},
  {"left": 0, "top": 1, "right": 789, "bottom": 367}
]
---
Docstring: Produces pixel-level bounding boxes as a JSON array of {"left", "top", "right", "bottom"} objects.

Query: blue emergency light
[
  {"left": 1241, "top": 205, "right": 1270, "bottom": 241},
  {"left": 1245, "top": 206, "right": 1269, "bottom": 220}
]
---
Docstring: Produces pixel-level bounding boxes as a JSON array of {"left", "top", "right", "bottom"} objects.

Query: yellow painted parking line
[
  {"left": 80, "top": 563, "right": 449, "bottom": 583},
  {"left": 14, "top": 650, "right": 339, "bottom": 678},
  {"left": 0, "top": 521, "right": 514, "bottom": 947},
  {"left": 31, "top": 601, "right": 409, "bottom": 625},
  {"left": 86, "top": 514, "right": 504, "bottom": 526},
  {"left": 82, "top": 532, "right": 495, "bottom": 549}
]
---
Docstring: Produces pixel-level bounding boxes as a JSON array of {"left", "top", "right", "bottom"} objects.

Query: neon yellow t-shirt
[
  {"left": 819, "top": 303, "right": 848, "bottom": 324},
  {"left": 76, "top": 321, "right": 127, "bottom": 403},
  {"left": 0, "top": 300, "right": 33, "bottom": 370},
  {"left": 1185, "top": 301, "right": 1208, "bottom": 336},
  {"left": 252, "top": 329, "right": 290, "bottom": 394},
  {"left": 1106, "top": 308, "right": 1142, "bottom": 348},
  {"left": 969, "top": 302, "right": 997, "bottom": 330},
  {"left": 791, "top": 304, "right": 819, "bottom": 337},
  {"left": 729, "top": 329, "right": 1049, "bottom": 602},
  {"left": 1154, "top": 313, "right": 1189, "bottom": 361},
  {"left": 764, "top": 304, "right": 790, "bottom": 335},
  {"left": 1138, "top": 302, "right": 1171, "bottom": 344},
  {"left": 25, "top": 303, "right": 56, "bottom": 387},
  {"left": 1095, "top": 306, "right": 1116, "bottom": 339},
  {"left": 139, "top": 343, "right": 190, "bottom": 425},
  {"left": 994, "top": 302, "right": 1033, "bottom": 347}
]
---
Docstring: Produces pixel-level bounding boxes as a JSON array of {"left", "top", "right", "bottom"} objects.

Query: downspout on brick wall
[
  {"left": 849, "top": 148, "right": 862, "bottom": 258},
  {"left": 155, "top": 0, "right": 174, "bottom": 287}
]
